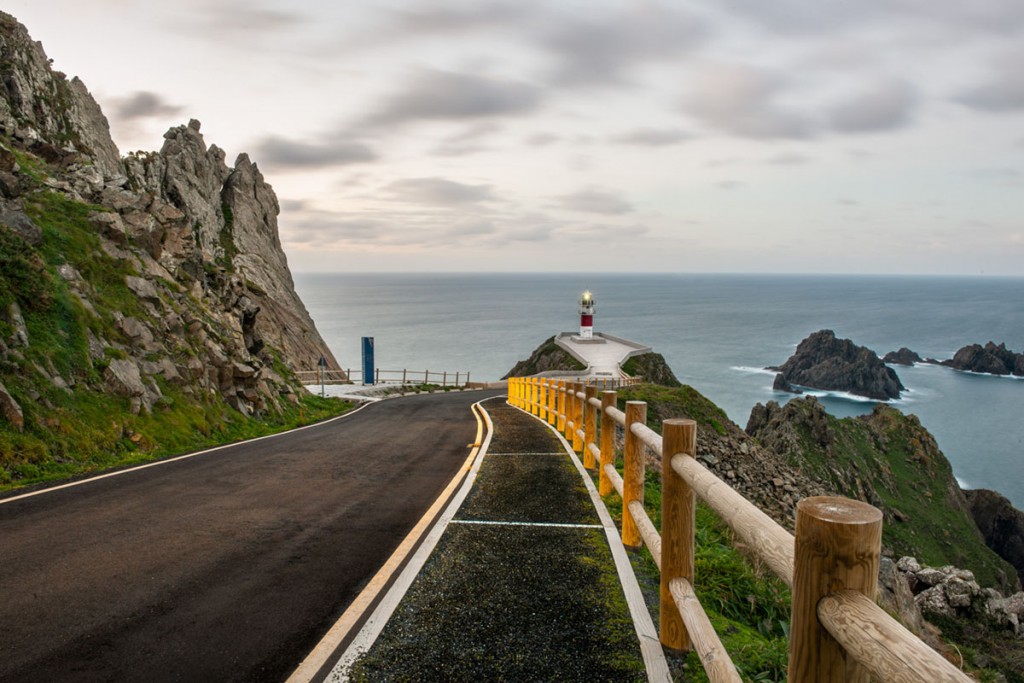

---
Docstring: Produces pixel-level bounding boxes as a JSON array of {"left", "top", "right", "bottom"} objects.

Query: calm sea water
[{"left": 294, "top": 273, "right": 1024, "bottom": 508}]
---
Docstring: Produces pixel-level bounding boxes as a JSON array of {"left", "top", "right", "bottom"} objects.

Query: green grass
[
  {"left": 618, "top": 383, "right": 731, "bottom": 436},
  {"left": 0, "top": 388, "right": 355, "bottom": 491},
  {"left": 596, "top": 460, "right": 790, "bottom": 681}
]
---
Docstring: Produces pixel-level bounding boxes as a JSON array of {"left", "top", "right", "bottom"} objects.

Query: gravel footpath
[{"left": 342, "top": 398, "right": 648, "bottom": 681}]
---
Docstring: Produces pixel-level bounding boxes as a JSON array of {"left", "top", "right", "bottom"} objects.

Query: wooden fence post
[
  {"left": 538, "top": 379, "right": 547, "bottom": 420},
  {"left": 599, "top": 390, "right": 617, "bottom": 496},
  {"left": 548, "top": 379, "right": 557, "bottom": 426},
  {"left": 571, "top": 382, "right": 584, "bottom": 453},
  {"left": 584, "top": 385, "right": 598, "bottom": 469},
  {"left": 563, "top": 381, "right": 574, "bottom": 442},
  {"left": 661, "top": 419, "right": 697, "bottom": 652},
  {"left": 622, "top": 400, "right": 647, "bottom": 549},
  {"left": 556, "top": 380, "right": 565, "bottom": 431},
  {"left": 530, "top": 378, "right": 538, "bottom": 415},
  {"left": 788, "top": 496, "right": 883, "bottom": 683}
]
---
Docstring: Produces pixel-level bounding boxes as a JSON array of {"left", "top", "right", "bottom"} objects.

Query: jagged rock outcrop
[
  {"left": 770, "top": 329, "right": 904, "bottom": 400},
  {"left": 745, "top": 396, "right": 1019, "bottom": 594},
  {"left": 0, "top": 13, "right": 121, "bottom": 178},
  {"left": 0, "top": 11, "right": 339, "bottom": 423},
  {"left": 941, "top": 342, "right": 1024, "bottom": 377},
  {"left": 621, "top": 352, "right": 681, "bottom": 387},
  {"left": 965, "top": 489, "right": 1024, "bottom": 588},
  {"left": 883, "top": 347, "right": 922, "bottom": 366},
  {"left": 503, "top": 336, "right": 586, "bottom": 378}
]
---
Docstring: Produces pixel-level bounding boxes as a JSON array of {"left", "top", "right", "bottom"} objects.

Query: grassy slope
[
  {"left": 770, "top": 401, "right": 1014, "bottom": 590},
  {"left": 0, "top": 157, "right": 353, "bottom": 491},
  {"left": 603, "top": 383, "right": 1012, "bottom": 682}
]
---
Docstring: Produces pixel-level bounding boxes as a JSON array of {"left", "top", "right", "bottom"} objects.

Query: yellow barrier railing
[{"left": 506, "top": 376, "right": 972, "bottom": 683}]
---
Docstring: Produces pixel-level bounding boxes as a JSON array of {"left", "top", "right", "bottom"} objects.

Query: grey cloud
[
  {"left": 390, "top": 2, "right": 527, "bottom": 35},
  {"left": 253, "top": 135, "right": 377, "bottom": 170},
  {"left": 447, "top": 220, "right": 497, "bottom": 237},
  {"left": 431, "top": 122, "right": 503, "bottom": 157},
  {"left": 610, "top": 128, "right": 692, "bottom": 146},
  {"left": 181, "top": 1, "right": 305, "bottom": 35},
  {"left": 525, "top": 132, "right": 560, "bottom": 147},
  {"left": 682, "top": 63, "right": 813, "bottom": 139},
  {"left": 385, "top": 177, "right": 496, "bottom": 205},
  {"left": 541, "top": 6, "right": 707, "bottom": 86},
  {"left": 363, "top": 69, "right": 543, "bottom": 127},
  {"left": 765, "top": 152, "right": 811, "bottom": 165},
  {"left": 110, "top": 91, "right": 185, "bottom": 121},
  {"left": 553, "top": 188, "right": 634, "bottom": 215},
  {"left": 829, "top": 80, "right": 918, "bottom": 133},
  {"left": 718, "top": 0, "right": 1024, "bottom": 35},
  {"left": 956, "top": 50, "right": 1024, "bottom": 112}
]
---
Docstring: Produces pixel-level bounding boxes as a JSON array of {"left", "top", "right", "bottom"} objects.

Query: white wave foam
[
  {"left": 731, "top": 366, "right": 777, "bottom": 376},
  {"left": 787, "top": 387, "right": 886, "bottom": 404}
]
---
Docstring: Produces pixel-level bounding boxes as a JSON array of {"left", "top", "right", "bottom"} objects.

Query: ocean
[{"left": 294, "top": 273, "right": 1024, "bottom": 509}]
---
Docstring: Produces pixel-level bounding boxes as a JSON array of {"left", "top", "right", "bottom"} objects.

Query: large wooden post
[
  {"left": 583, "top": 385, "right": 598, "bottom": 469},
  {"left": 571, "top": 382, "right": 584, "bottom": 453},
  {"left": 621, "top": 400, "right": 647, "bottom": 549},
  {"left": 661, "top": 419, "right": 697, "bottom": 651},
  {"left": 788, "top": 496, "right": 883, "bottom": 683},
  {"left": 599, "top": 390, "right": 617, "bottom": 496}
]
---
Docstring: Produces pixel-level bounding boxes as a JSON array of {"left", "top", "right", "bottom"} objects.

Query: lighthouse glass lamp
[{"left": 579, "top": 290, "right": 595, "bottom": 339}]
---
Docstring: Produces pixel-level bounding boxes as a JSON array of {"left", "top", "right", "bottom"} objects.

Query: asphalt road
[{"left": 0, "top": 389, "right": 500, "bottom": 683}]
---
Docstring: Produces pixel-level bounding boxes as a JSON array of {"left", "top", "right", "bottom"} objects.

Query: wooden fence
[
  {"left": 295, "top": 368, "right": 470, "bottom": 387},
  {"left": 507, "top": 376, "right": 972, "bottom": 683}
]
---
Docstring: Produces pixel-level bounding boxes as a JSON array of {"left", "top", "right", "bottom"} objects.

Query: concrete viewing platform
[
  {"left": 322, "top": 396, "right": 668, "bottom": 682},
  {"left": 553, "top": 332, "right": 652, "bottom": 379}
]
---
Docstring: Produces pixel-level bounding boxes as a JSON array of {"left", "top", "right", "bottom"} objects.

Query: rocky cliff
[
  {"left": 0, "top": 13, "right": 341, "bottom": 485},
  {"left": 965, "top": 488, "right": 1024, "bottom": 588},
  {"left": 770, "top": 329, "right": 904, "bottom": 400}
]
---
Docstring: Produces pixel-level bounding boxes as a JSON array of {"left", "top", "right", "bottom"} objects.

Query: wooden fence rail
[
  {"left": 295, "top": 368, "right": 470, "bottom": 387},
  {"left": 506, "top": 376, "right": 972, "bottom": 683}
]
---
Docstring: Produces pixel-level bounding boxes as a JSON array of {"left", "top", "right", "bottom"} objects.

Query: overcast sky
[{"left": 10, "top": 1, "right": 1024, "bottom": 275}]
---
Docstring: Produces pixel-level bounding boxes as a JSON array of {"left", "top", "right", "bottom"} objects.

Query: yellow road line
[{"left": 286, "top": 400, "right": 491, "bottom": 683}]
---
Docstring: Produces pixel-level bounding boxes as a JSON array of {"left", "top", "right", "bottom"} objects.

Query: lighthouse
[{"left": 579, "top": 290, "right": 595, "bottom": 339}]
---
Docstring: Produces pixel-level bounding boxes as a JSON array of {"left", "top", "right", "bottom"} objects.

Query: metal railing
[
  {"left": 507, "top": 376, "right": 972, "bottom": 683},
  {"left": 295, "top": 368, "right": 470, "bottom": 387}
]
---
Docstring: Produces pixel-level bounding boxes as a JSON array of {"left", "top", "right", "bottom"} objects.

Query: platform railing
[
  {"left": 295, "top": 368, "right": 470, "bottom": 387},
  {"left": 506, "top": 376, "right": 972, "bottom": 683}
]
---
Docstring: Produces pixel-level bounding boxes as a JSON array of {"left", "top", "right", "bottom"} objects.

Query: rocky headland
[
  {"left": 0, "top": 12, "right": 342, "bottom": 486},
  {"left": 770, "top": 329, "right": 904, "bottom": 400}
]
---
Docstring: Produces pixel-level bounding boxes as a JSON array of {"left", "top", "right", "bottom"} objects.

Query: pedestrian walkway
[
  {"left": 556, "top": 332, "right": 652, "bottom": 379},
  {"left": 330, "top": 397, "right": 667, "bottom": 682}
]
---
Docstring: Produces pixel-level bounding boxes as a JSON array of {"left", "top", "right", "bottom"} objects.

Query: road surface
[{"left": 0, "top": 390, "right": 499, "bottom": 682}]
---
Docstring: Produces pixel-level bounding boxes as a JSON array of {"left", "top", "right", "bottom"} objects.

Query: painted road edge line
[
  {"left": 511, "top": 401, "right": 673, "bottom": 683},
  {"left": 0, "top": 398, "right": 380, "bottom": 507},
  {"left": 286, "top": 398, "right": 495, "bottom": 683}
]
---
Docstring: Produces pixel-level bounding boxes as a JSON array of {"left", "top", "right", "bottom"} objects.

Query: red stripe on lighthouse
[{"left": 581, "top": 315, "right": 593, "bottom": 326}]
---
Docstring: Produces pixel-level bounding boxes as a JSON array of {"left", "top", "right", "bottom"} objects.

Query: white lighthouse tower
[{"left": 579, "top": 290, "right": 595, "bottom": 339}]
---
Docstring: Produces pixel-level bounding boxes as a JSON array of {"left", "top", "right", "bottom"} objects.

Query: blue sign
[{"left": 362, "top": 337, "right": 374, "bottom": 385}]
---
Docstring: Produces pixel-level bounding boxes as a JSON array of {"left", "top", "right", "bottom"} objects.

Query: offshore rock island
[{"left": 770, "top": 329, "right": 904, "bottom": 400}]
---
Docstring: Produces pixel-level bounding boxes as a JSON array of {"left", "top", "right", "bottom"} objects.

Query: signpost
[
  {"left": 317, "top": 354, "right": 328, "bottom": 397},
  {"left": 361, "top": 337, "right": 374, "bottom": 386}
]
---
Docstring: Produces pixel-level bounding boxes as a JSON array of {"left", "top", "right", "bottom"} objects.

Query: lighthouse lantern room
[{"left": 579, "top": 290, "right": 595, "bottom": 339}]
